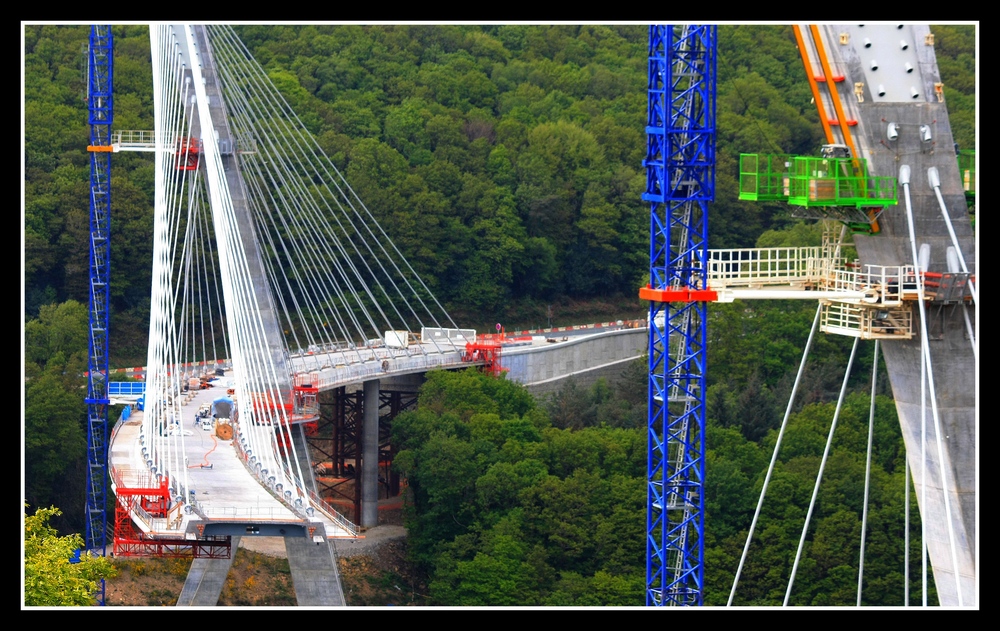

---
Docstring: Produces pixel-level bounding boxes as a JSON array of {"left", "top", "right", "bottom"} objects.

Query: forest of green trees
[
  {"left": 392, "top": 365, "right": 924, "bottom": 605},
  {"left": 24, "top": 24, "right": 974, "bottom": 605}
]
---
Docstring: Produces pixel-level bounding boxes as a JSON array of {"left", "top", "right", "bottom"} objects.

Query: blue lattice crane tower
[
  {"left": 84, "top": 25, "right": 113, "bottom": 587},
  {"left": 639, "top": 24, "right": 717, "bottom": 607}
]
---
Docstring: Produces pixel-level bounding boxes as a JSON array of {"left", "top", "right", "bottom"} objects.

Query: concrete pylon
[{"left": 821, "top": 24, "right": 976, "bottom": 606}]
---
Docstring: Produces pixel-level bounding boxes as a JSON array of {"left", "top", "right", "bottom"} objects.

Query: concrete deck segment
[{"left": 109, "top": 379, "right": 354, "bottom": 539}]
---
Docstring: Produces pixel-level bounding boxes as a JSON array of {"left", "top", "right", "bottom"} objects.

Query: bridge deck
[
  {"left": 109, "top": 326, "right": 647, "bottom": 546},
  {"left": 109, "top": 377, "right": 357, "bottom": 542}
]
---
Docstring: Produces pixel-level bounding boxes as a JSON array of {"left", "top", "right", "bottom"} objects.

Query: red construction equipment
[
  {"left": 462, "top": 332, "right": 504, "bottom": 376},
  {"left": 175, "top": 137, "right": 201, "bottom": 170}
]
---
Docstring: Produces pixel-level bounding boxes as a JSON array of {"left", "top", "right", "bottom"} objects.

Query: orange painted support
[
  {"left": 809, "top": 24, "right": 860, "bottom": 161},
  {"left": 639, "top": 285, "right": 719, "bottom": 303},
  {"left": 87, "top": 145, "right": 114, "bottom": 152},
  {"left": 794, "top": 25, "right": 835, "bottom": 145},
  {"left": 175, "top": 137, "right": 201, "bottom": 170},
  {"left": 114, "top": 537, "right": 231, "bottom": 559},
  {"left": 113, "top": 476, "right": 187, "bottom": 557}
]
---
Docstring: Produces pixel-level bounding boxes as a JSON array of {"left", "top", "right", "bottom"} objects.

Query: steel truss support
[
  {"left": 377, "top": 390, "right": 417, "bottom": 496},
  {"left": 642, "top": 24, "right": 717, "bottom": 607},
  {"left": 112, "top": 539, "right": 232, "bottom": 559},
  {"left": 84, "top": 27, "right": 113, "bottom": 603},
  {"left": 310, "top": 387, "right": 417, "bottom": 522},
  {"left": 112, "top": 477, "right": 233, "bottom": 559}
]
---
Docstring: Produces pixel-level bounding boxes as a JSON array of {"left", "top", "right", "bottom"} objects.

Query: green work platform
[{"left": 740, "top": 153, "right": 897, "bottom": 209}]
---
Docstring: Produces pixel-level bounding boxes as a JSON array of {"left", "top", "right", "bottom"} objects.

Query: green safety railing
[
  {"left": 739, "top": 153, "right": 792, "bottom": 201},
  {"left": 787, "top": 156, "right": 896, "bottom": 208},
  {"left": 740, "top": 153, "right": 897, "bottom": 210}
]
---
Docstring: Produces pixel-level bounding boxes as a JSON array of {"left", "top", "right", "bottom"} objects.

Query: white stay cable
[
  {"left": 148, "top": 24, "right": 198, "bottom": 502},
  {"left": 899, "top": 165, "right": 962, "bottom": 606},
  {"left": 921, "top": 287, "right": 927, "bottom": 607},
  {"left": 727, "top": 302, "right": 822, "bottom": 606},
  {"left": 905, "top": 450, "right": 911, "bottom": 606},
  {"left": 784, "top": 336, "right": 859, "bottom": 606},
  {"left": 926, "top": 167, "right": 977, "bottom": 361},
  {"left": 206, "top": 30, "right": 404, "bottom": 349},
  {"left": 857, "top": 339, "right": 879, "bottom": 606},
  {"left": 196, "top": 182, "right": 229, "bottom": 365},
  {"left": 186, "top": 25, "right": 310, "bottom": 507},
  {"left": 927, "top": 167, "right": 977, "bottom": 306},
  {"left": 209, "top": 26, "right": 459, "bottom": 344}
]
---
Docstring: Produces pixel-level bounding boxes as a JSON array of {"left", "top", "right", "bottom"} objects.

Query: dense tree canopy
[
  {"left": 24, "top": 23, "right": 975, "bottom": 353},
  {"left": 392, "top": 368, "right": 646, "bottom": 605},
  {"left": 24, "top": 505, "right": 117, "bottom": 606},
  {"left": 393, "top": 363, "right": 932, "bottom": 606},
  {"left": 23, "top": 301, "right": 90, "bottom": 531}
]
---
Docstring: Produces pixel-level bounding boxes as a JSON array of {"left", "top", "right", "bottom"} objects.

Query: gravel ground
[{"left": 237, "top": 524, "right": 408, "bottom": 558}]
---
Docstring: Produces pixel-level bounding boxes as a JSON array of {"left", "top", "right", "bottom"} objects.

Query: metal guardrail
[
  {"left": 112, "top": 129, "right": 159, "bottom": 147},
  {"left": 277, "top": 463, "right": 359, "bottom": 537},
  {"left": 821, "top": 301, "right": 914, "bottom": 339},
  {"left": 706, "top": 246, "right": 827, "bottom": 286},
  {"left": 198, "top": 505, "right": 300, "bottom": 519},
  {"left": 302, "top": 488, "right": 359, "bottom": 538},
  {"left": 291, "top": 348, "right": 469, "bottom": 392},
  {"left": 706, "top": 248, "right": 921, "bottom": 304}
]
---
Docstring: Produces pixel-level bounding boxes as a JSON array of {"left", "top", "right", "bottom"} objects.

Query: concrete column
[{"left": 361, "top": 379, "right": 379, "bottom": 527}]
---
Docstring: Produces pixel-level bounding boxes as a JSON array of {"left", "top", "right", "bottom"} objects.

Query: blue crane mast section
[
  {"left": 640, "top": 24, "right": 717, "bottom": 607},
  {"left": 84, "top": 25, "right": 114, "bottom": 597}
]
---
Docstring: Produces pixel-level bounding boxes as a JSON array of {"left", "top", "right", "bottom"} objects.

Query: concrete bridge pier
[
  {"left": 361, "top": 378, "right": 379, "bottom": 528},
  {"left": 176, "top": 536, "right": 242, "bottom": 606}
]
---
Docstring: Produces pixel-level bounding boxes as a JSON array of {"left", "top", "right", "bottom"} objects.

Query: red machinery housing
[{"left": 175, "top": 137, "right": 201, "bottom": 171}]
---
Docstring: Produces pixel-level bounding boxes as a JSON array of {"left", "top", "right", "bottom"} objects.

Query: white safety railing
[
  {"left": 706, "top": 247, "right": 922, "bottom": 307},
  {"left": 820, "top": 264, "right": 918, "bottom": 305},
  {"left": 299, "top": 485, "right": 359, "bottom": 538},
  {"left": 279, "top": 462, "right": 359, "bottom": 537},
  {"left": 707, "top": 247, "right": 827, "bottom": 287},
  {"left": 291, "top": 348, "right": 469, "bottom": 391},
  {"left": 820, "top": 301, "right": 914, "bottom": 339},
  {"left": 198, "top": 505, "right": 298, "bottom": 519},
  {"left": 111, "top": 129, "right": 161, "bottom": 149},
  {"left": 421, "top": 327, "right": 477, "bottom": 344}
]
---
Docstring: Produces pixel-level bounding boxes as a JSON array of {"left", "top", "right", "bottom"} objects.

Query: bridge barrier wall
[{"left": 503, "top": 328, "right": 647, "bottom": 395}]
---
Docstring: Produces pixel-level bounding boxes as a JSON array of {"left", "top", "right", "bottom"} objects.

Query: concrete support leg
[
  {"left": 361, "top": 379, "right": 379, "bottom": 527},
  {"left": 285, "top": 536, "right": 346, "bottom": 606},
  {"left": 176, "top": 535, "right": 241, "bottom": 606}
]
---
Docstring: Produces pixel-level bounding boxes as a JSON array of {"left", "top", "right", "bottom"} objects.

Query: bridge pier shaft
[{"left": 361, "top": 379, "right": 380, "bottom": 528}]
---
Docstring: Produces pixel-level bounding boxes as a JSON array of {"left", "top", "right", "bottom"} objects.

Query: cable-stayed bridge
[{"left": 104, "top": 24, "right": 647, "bottom": 604}]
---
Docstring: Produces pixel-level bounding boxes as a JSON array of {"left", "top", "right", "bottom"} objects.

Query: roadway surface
[{"left": 109, "top": 375, "right": 355, "bottom": 540}]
